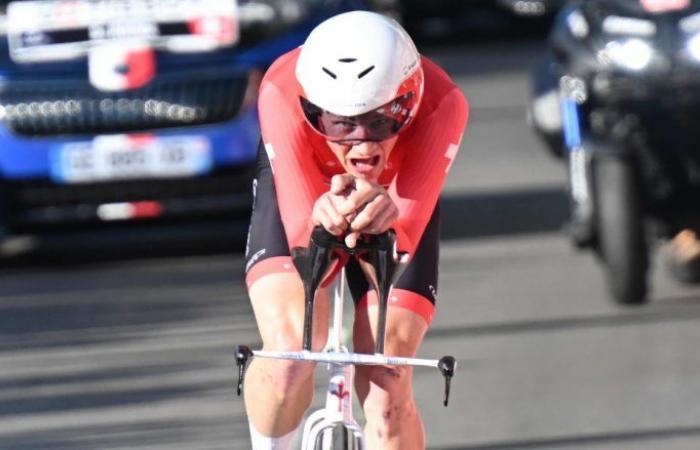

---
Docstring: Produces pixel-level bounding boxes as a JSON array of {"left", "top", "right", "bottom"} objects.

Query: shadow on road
[
  {"left": 0, "top": 187, "right": 570, "bottom": 267},
  {"left": 428, "top": 293, "right": 700, "bottom": 340},
  {"left": 0, "top": 218, "right": 249, "bottom": 270},
  {"left": 2, "top": 417, "right": 247, "bottom": 450},
  {"left": 429, "top": 424, "right": 700, "bottom": 450},
  {"left": 440, "top": 186, "right": 569, "bottom": 241},
  {"left": 0, "top": 238, "right": 254, "bottom": 449}
]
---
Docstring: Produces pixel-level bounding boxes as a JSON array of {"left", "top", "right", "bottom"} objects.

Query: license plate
[
  {"left": 51, "top": 134, "right": 212, "bottom": 184},
  {"left": 7, "top": 0, "right": 239, "bottom": 63}
]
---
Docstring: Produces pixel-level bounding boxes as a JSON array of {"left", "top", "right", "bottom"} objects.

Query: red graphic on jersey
[
  {"left": 331, "top": 381, "right": 350, "bottom": 413},
  {"left": 641, "top": 0, "right": 689, "bottom": 13}
]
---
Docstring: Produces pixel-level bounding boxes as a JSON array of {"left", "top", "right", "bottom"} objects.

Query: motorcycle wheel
[{"left": 594, "top": 155, "right": 648, "bottom": 305}]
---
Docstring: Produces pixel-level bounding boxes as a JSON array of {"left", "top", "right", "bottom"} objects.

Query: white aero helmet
[{"left": 296, "top": 10, "right": 424, "bottom": 141}]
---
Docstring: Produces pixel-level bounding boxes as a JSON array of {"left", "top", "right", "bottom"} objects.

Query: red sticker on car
[
  {"left": 89, "top": 43, "right": 155, "bottom": 91},
  {"left": 188, "top": 16, "right": 238, "bottom": 45}
]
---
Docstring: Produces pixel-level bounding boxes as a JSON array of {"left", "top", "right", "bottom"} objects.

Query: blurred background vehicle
[
  {"left": 529, "top": 0, "right": 700, "bottom": 305},
  {"left": 0, "top": 0, "right": 376, "bottom": 253},
  {"left": 397, "top": 0, "right": 566, "bottom": 38}
]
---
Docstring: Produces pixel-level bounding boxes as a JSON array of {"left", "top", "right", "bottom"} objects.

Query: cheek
[
  {"left": 327, "top": 143, "right": 348, "bottom": 161},
  {"left": 381, "top": 137, "right": 399, "bottom": 152}
]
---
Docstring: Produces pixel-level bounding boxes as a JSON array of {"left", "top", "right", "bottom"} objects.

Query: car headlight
[
  {"left": 600, "top": 39, "right": 654, "bottom": 71},
  {"left": 602, "top": 16, "right": 656, "bottom": 37},
  {"left": 686, "top": 33, "right": 700, "bottom": 61},
  {"left": 566, "top": 9, "right": 589, "bottom": 39}
]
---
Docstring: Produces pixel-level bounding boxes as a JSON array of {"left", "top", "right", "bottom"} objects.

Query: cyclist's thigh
[
  {"left": 244, "top": 141, "right": 292, "bottom": 278},
  {"left": 248, "top": 273, "right": 330, "bottom": 351},
  {"left": 245, "top": 142, "right": 329, "bottom": 351}
]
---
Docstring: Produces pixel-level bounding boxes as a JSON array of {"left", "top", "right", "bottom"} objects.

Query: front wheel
[
  {"left": 314, "top": 424, "right": 350, "bottom": 450},
  {"left": 594, "top": 155, "right": 649, "bottom": 305}
]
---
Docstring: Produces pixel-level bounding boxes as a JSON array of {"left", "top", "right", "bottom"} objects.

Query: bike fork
[
  {"left": 301, "top": 363, "right": 366, "bottom": 450},
  {"left": 560, "top": 77, "right": 594, "bottom": 246}
]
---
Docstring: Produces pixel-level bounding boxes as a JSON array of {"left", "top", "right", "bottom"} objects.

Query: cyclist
[{"left": 243, "top": 10, "right": 468, "bottom": 450}]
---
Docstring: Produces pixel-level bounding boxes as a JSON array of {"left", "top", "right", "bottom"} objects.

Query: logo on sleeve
[
  {"left": 245, "top": 248, "right": 267, "bottom": 272},
  {"left": 264, "top": 143, "right": 276, "bottom": 174},
  {"left": 445, "top": 143, "right": 458, "bottom": 173},
  {"left": 428, "top": 285, "right": 438, "bottom": 301}
]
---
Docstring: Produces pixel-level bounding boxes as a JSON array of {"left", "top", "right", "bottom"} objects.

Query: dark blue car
[{"left": 0, "top": 0, "right": 370, "bottom": 240}]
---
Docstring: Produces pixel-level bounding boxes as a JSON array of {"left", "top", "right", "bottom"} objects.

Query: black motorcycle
[{"left": 529, "top": 0, "right": 700, "bottom": 305}]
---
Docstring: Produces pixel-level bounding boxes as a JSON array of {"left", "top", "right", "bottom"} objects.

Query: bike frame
[{"left": 301, "top": 271, "right": 364, "bottom": 449}]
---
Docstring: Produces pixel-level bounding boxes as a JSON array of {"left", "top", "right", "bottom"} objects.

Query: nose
[
  {"left": 340, "top": 141, "right": 378, "bottom": 156},
  {"left": 345, "top": 123, "right": 372, "bottom": 141}
]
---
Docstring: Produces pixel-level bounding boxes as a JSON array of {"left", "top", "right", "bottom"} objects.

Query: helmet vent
[
  {"left": 357, "top": 66, "right": 375, "bottom": 79},
  {"left": 338, "top": 58, "right": 357, "bottom": 63},
  {"left": 322, "top": 67, "right": 337, "bottom": 79}
]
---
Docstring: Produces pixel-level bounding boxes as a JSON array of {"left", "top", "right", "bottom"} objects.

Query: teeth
[{"left": 351, "top": 156, "right": 377, "bottom": 165}]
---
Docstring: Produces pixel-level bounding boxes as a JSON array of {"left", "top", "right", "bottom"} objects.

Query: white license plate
[
  {"left": 51, "top": 134, "right": 212, "bottom": 184},
  {"left": 7, "top": 0, "right": 239, "bottom": 62}
]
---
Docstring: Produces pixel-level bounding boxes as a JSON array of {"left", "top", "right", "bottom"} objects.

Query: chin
[
  {"left": 354, "top": 173, "right": 379, "bottom": 182},
  {"left": 346, "top": 166, "right": 382, "bottom": 182}
]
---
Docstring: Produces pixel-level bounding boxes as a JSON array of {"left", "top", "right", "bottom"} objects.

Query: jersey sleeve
[
  {"left": 257, "top": 59, "right": 329, "bottom": 250},
  {"left": 389, "top": 83, "right": 469, "bottom": 256}
]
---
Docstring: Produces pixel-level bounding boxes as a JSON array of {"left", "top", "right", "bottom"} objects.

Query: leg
[
  {"left": 353, "top": 304, "right": 429, "bottom": 450},
  {"left": 347, "top": 203, "right": 440, "bottom": 450},
  {"left": 244, "top": 270, "right": 331, "bottom": 437},
  {"left": 242, "top": 142, "right": 330, "bottom": 440}
]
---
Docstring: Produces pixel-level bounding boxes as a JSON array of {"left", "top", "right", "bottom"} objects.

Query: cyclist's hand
[
  {"left": 311, "top": 190, "right": 350, "bottom": 236},
  {"left": 311, "top": 174, "right": 359, "bottom": 236},
  {"left": 336, "top": 177, "right": 398, "bottom": 248}
]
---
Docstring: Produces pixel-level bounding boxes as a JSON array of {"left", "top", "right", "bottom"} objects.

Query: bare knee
[
  {"left": 356, "top": 365, "right": 418, "bottom": 438},
  {"left": 254, "top": 357, "right": 316, "bottom": 401},
  {"left": 255, "top": 325, "right": 328, "bottom": 397},
  {"left": 249, "top": 273, "right": 330, "bottom": 353}
]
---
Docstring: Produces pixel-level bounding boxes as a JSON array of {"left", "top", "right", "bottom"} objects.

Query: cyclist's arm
[
  {"left": 258, "top": 79, "right": 328, "bottom": 250},
  {"left": 390, "top": 85, "right": 469, "bottom": 255}
]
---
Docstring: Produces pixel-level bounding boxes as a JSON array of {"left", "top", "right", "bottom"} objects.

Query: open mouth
[{"left": 350, "top": 155, "right": 381, "bottom": 171}]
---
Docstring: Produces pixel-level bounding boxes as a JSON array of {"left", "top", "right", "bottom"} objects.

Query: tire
[
  {"left": 332, "top": 424, "right": 350, "bottom": 450},
  {"left": 594, "top": 155, "right": 649, "bottom": 305},
  {"left": 314, "top": 424, "right": 350, "bottom": 450}
]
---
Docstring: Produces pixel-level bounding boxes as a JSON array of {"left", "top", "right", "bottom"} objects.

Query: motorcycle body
[{"left": 529, "top": 0, "right": 700, "bottom": 304}]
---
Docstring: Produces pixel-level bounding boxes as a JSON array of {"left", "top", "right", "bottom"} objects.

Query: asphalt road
[{"left": 3, "top": 36, "right": 700, "bottom": 450}]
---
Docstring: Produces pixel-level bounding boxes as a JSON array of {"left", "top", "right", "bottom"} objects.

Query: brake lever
[
  {"left": 235, "top": 345, "right": 253, "bottom": 396},
  {"left": 438, "top": 356, "right": 456, "bottom": 407}
]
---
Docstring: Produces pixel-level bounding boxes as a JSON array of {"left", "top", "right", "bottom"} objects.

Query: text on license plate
[{"left": 51, "top": 134, "right": 212, "bottom": 184}]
